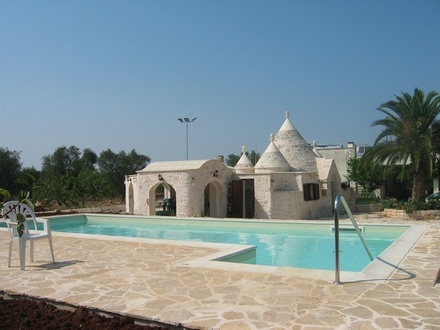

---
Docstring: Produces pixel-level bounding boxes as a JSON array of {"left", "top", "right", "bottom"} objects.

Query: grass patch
[{"left": 356, "top": 198, "right": 377, "bottom": 205}]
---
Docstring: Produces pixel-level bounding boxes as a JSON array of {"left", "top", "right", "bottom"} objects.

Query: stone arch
[
  {"left": 149, "top": 182, "right": 176, "bottom": 216},
  {"left": 203, "top": 181, "right": 222, "bottom": 218}
]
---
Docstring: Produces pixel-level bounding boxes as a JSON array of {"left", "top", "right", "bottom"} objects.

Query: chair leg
[
  {"left": 19, "top": 238, "right": 26, "bottom": 271},
  {"left": 30, "top": 241, "right": 34, "bottom": 262},
  {"left": 8, "top": 241, "right": 13, "bottom": 267},
  {"left": 48, "top": 237, "right": 55, "bottom": 262}
]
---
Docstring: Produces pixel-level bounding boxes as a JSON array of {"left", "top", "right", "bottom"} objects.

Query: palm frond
[{"left": 368, "top": 89, "right": 440, "bottom": 200}]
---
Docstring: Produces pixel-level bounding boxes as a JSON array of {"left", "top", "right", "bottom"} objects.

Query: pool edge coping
[{"left": 6, "top": 213, "right": 427, "bottom": 284}]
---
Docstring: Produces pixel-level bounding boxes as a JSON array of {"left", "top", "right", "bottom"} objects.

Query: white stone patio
[{"left": 0, "top": 214, "right": 439, "bottom": 329}]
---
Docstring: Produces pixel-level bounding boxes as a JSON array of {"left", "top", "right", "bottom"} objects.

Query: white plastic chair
[{"left": 1, "top": 201, "right": 55, "bottom": 270}]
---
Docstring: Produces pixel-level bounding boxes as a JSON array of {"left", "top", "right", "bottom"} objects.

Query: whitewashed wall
[
  {"left": 127, "top": 160, "right": 230, "bottom": 217},
  {"left": 126, "top": 158, "right": 342, "bottom": 220}
]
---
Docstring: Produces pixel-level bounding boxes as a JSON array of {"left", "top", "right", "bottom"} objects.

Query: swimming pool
[{"left": 44, "top": 214, "right": 410, "bottom": 272}]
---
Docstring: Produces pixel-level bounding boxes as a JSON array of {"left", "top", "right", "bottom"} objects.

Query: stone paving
[{"left": 0, "top": 214, "right": 439, "bottom": 329}]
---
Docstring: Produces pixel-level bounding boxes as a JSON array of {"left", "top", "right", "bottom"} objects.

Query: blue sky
[{"left": 1, "top": 1, "right": 440, "bottom": 169}]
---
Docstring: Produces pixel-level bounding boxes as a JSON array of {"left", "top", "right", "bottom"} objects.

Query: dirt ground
[{"left": 0, "top": 295, "right": 177, "bottom": 330}]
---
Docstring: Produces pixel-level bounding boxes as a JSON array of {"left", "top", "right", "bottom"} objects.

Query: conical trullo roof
[
  {"left": 235, "top": 145, "right": 254, "bottom": 173},
  {"left": 274, "top": 111, "right": 317, "bottom": 172},
  {"left": 255, "top": 134, "right": 290, "bottom": 173}
]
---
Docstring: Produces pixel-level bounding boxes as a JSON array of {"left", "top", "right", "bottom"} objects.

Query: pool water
[{"left": 47, "top": 214, "right": 409, "bottom": 272}]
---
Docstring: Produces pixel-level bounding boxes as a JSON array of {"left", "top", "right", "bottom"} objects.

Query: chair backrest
[{"left": 2, "top": 201, "right": 38, "bottom": 238}]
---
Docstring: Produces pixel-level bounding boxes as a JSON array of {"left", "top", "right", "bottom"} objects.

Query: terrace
[{"left": 0, "top": 214, "right": 439, "bottom": 329}]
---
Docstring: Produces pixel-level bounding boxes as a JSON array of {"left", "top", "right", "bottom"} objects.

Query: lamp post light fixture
[{"left": 178, "top": 117, "right": 197, "bottom": 160}]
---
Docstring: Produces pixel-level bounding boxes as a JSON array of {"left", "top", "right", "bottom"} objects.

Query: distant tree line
[
  {"left": 1, "top": 144, "right": 259, "bottom": 208},
  {"left": 225, "top": 149, "right": 260, "bottom": 167},
  {"left": 0, "top": 146, "right": 150, "bottom": 208}
]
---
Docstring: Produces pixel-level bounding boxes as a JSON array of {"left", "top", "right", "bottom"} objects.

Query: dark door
[
  {"left": 231, "top": 179, "right": 254, "bottom": 218},
  {"left": 231, "top": 180, "right": 243, "bottom": 218}
]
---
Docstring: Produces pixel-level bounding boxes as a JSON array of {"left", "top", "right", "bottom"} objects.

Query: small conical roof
[
  {"left": 234, "top": 145, "right": 254, "bottom": 173},
  {"left": 274, "top": 111, "right": 317, "bottom": 172},
  {"left": 255, "top": 134, "right": 290, "bottom": 173},
  {"left": 235, "top": 145, "right": 254, "bottom": 168}
]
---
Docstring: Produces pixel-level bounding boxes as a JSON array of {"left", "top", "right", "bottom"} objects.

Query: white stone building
[
  {"left": 125, "top": 112, "right": 347, "bottom": 220},
  {"left": 314, "top": 142, "right": 371, "bottom": 183}
]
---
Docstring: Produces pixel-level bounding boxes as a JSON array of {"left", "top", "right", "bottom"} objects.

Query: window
[{"left": 303, "top": 183, "right": 320, "bottom": 201}]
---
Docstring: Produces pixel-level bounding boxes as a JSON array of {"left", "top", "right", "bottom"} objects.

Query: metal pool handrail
[{"left": 333, "top": 193, "right": 374, "bottom": 284}]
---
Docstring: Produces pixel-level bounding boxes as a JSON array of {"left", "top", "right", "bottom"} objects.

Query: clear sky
[{"left": 1, "top": 1, "right": 439, "bottom": 170}]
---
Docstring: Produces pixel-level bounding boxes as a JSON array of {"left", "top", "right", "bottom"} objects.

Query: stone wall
[
  {"left": 127, "top": 157, "right": 340, "bottom": 220},
  {"left": 130, "top": 161, "right": 230, "bottom": 217},
  {"left": 254, "top": 175, "right": 272, "bottom": 219},
  {"left": 383, "top": 208, "right": 440, "bottom": 220},
  {"left": 356, "top": 203, "right": 381, "bottom": 213}
]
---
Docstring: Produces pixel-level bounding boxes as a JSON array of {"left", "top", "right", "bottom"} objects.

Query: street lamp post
[{"left": 178, "top": 117, "right": 197, "bottom": 160}]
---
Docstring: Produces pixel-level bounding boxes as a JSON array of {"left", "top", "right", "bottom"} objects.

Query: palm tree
[
  {"left": 432, "top": 119, "right": 440, "bottom": 183},
  {"left": 364, "top": 88, "right": 440, "bottom": 201}
]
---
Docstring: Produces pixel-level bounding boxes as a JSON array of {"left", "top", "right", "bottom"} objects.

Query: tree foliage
[
  {"left": 225, "top": 149, "right": 260, "bottom": 167},
  {"left": 363, "top": 88, "right": 440, "bottom": 201},
  {"left": 0, "top": 147, "right": 22, "bottom": 195},
  {"left": 34, "top": 146, "right": 150, "bottom": 207},
  {"left": 225, "top": 154, "right": 240, "bottom": 167},
  {"left": 346, "top": 157, "right": 384, "bottom": 197},
  {"left": 36, "top": 146, "right": 100, "bottom": 207},
  {"left": 98, "top": 149, "right": 150, "bottom": 199},
  {"left": 41, "top": 146, "right": 96, "bottom": 176},
  {"left": 1, "top": 145, "right": 150, "bottom": 208},
  {"left": 432, "top": 119, "right": 440, "bottom": 179}
]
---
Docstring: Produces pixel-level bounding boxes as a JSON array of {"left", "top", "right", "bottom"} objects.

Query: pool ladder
[{"left": 333, "top": 193, "right": 374, "bottom": 284}]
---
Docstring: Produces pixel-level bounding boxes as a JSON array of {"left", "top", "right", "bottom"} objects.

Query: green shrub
[
  {"left": 403, "top": 198, "right": 427, "bottom": 213},
  {"left": 379, "top": 196, "right": 440, "bottom": 213},
  {"left": 379, "top": 198, "right": 402, "bottom": 211}
]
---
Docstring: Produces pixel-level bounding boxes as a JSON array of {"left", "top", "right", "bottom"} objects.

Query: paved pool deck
[{"left": 0, "top": 213, "right": 439, "bottom": 329}]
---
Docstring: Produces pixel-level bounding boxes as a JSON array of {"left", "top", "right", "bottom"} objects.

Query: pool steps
[
  {"left": 331, "top": 224, "right": 365, "bottom": 234},
  {"left": 334, "top": 193, "right": 373, "bottom": 284}
]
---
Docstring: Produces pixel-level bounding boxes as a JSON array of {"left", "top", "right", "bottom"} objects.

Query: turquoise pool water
[{"left": 46, "top": 214, "right": 409, "bottom": 272}]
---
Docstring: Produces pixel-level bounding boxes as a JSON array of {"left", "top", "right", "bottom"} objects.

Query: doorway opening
[{"left": 230, "top": 179, "right": 255, "bottom": 218}]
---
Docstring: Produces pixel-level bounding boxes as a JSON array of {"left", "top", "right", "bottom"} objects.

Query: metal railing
[{"left": 333, "top": 193, "right": 374, "bottom": 284}]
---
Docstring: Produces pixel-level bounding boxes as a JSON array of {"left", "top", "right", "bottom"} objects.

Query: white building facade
[{"left": 125, "top": 112, "right": 351, "bottom": 220}]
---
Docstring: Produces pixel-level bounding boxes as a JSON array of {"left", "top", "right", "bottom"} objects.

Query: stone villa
[{"left": 125, "top": 112, "right": 351, "bottom": 220}]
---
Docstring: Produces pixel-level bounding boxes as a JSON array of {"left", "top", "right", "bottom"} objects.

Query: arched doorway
[
  {"left": 149, "top": 183, "right": 176, "bottom": 216},
  {"left": 203, "top": 181, "right": 222, "bottom": 217}
]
